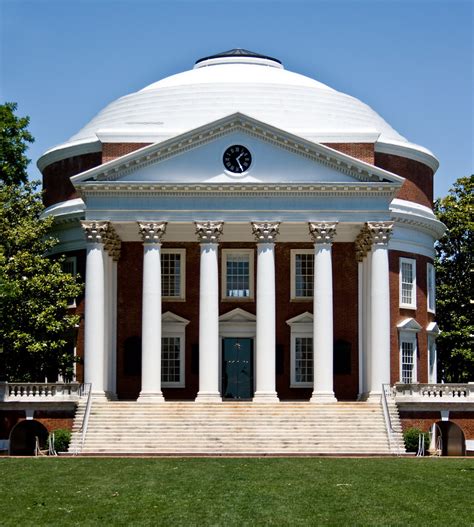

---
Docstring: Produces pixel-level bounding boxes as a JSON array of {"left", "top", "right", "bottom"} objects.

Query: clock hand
[{"left": 236, "top": 158, "right": 244, "bottom": 172}]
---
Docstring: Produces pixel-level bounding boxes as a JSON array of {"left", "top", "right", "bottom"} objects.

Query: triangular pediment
[
  {"left": 426, "top": 322, "right": 440, "bottom": 335},
  {"left": 71, "top": 113, "right": 404, "bottom": 189},
  {"left": 286, "top": 312, "right": 313, "bottom": 326},
  {"left": 219, "top": 308, "right": 256, "bottom": 323},
  {"left": 397, "top": 318, "right": 422, "bottom": 332},
  {"left": 162, "top": 311, "right": 190, "bottom": 326}
]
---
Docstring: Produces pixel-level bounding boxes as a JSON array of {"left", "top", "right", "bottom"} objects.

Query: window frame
[
  {"left": 221, "top": 249, "right": 254, "bottom": 301},
  {"left": 290, "top": 249, "right": 314, "bottom": 301},
  {"left": 398, "top": 332, "right": 418, "bottom": 384},
  {"left": 399, "top": 257, "right": 417, "bottom": 309},
  {"left": 287, "top": 312, "right": 314, "bottom": 388},
  {"left": 161, "top": 248, "right": 186, "bottom": 301},
  {"left": 62, "top": 256, "right": 77, "bottom": 308},
  {"left": 427, "top": 262, "right": 436, "bottom": 313},
  {"left": 161, "top": 312, "right": 189, "bottom": 388}
]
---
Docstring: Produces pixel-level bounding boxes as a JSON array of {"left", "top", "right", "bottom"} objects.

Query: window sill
[
  {"left": 290, "top": 383, "right": 313, "bottom": 389},
  {"left": 162, "top": 383, "right": 185, "bottom": 389},
  {"left": 399, "top": 304, "right": 416, "bottom": 310}
]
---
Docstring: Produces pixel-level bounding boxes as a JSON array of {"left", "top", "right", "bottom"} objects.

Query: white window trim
[
  {"left": 427, "top": 262, "right": 436, "bottom": 314},
  {"left": 397, "top": 319, "right": 421, "bottom": 384},
  {"left": 427, "top": 322, "right": 440, "bottom": 383},
  {"left": 221, "top": 249, "right": 254, "bottom": 301},
  {"left": 290, "top": 249, "right": 314, "bottom": 301},
  {"left": 287, "top": 312, "right": 313, "bottom": 388},
  {"left": 399, "top": 257, "right": 417, "bottom": 309},
  {"left": 161, "top": 248, "right": 186, "bottom": 301},
  {"left": 62, "top": 256, "right": 77, "bottom": 308},
  {"left": 161, "top": 311, "right": 189, "bottom": 388}
]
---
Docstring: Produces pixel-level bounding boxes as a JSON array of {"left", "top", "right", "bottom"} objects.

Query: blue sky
[{"left": 1, "top": 0, "right": 472, "bottom": 198}]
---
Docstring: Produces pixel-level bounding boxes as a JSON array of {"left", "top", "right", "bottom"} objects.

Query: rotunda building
[{"left": 39, "top": 49, "right": 444, "bottom": 405}]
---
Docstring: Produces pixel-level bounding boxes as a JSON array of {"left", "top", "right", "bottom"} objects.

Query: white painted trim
[
  {"left": 161, "top": 311, "right": 189, "bottom": 388},
  {"left": 219, "top": 308, "right": 257, "bottom": 336},
  {"left": 287, "top": 312, "right": 313, "bottom": 388},
  {"left": 41, "top": 198, "right": 85, "bottom": 219},
  {"left": 37, "top": 140, "right": 102, "bottom": 172},
  {"left": 399, "top": 257, "right": 417, "bottom": 309},
  {"left": 221, "top": 249, "right": 255, "bottom": 301},
  {"left": 427, "top": 262, "right": 436, "bottom": 313},
  {"left": 62, "top": 256, "right": 78, "bottom": 308},
  {"left": 397, "top": 318, "right": 422, "bottom": 332},
  {"left": 398, "top": 331, "right": 418, "bottom": 384},
  {"left": 161, "top": 248, "right": 186, "bottom": 301},
  {"left": 375, "top": 140, "right": 439, "bottom": 173},
  {"left": 290, "top": 249, "right": 314, "bottom": 300},
  {"left": 357, "top": 261, "right": 363, "bottom": 396}
]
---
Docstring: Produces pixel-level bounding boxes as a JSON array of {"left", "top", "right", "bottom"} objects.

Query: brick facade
[
  {"left": 324, "top": 142, "right": 374, "bottom": 165},
  {"left": 102, "top": 143, "right": 152, "bottom": 164},
  {"left": 400, "top": 411, "right": 474, "bottom": 441}
]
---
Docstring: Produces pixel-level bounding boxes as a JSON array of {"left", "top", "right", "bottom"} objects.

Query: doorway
[
  {"left": 222, "top": 338, "right": 254, "bottom": 400},
  {"left": 435, "top": 421, "right": 466, "bottom": 456},
  {"left": 9, "top": 420, "right": 48, "bottom": 456}
]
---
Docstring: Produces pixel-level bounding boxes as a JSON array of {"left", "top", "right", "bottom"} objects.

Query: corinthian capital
[
  {"left": 138, "top": 222, "right": 167, "bottom": 244},
  {"left": 355, "top": 227, "right": 372, "bottom": 262},
  {"left": 309, "top": 222, "right": 338, "bottom": 244},
  {"left": 251, "top": 222, "right": 280, "bottom": 243},
  {"left": 195, "top": 221, "right": 224, "bottom": 243},
  {"left": 81, "top": 221, "right": 110, "bottom": 244},
  {"left": 367, "top": 221, "right": 393, "bottom": 246}
]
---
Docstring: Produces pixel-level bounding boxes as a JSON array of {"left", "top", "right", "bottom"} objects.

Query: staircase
[{"left": 69, "top": 400, "right": 405, "bottom": 455}]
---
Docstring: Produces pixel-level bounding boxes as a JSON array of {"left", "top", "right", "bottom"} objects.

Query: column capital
[
  {"left": 252, "top": 222, "right": 280, "bottom": 243},
  {"left": 308, "top": 222, "right": 338, "bottom": 244},
  {"left": 138, "top": 222, "right": 167, "bottom": 244},
  {"left": 104, "top": 225, "right": 122, "bottom": 260},
  {"left": 355, "top": 227, "right": 373, "bottom": 262},
  {"left": 195, "top": 221, "right": 224, "bottom": 243},
  {"left": 81, "top": 221, "right": 110, "bottom": 244},
  {"left": 367, "top": 221, "right": 393, "bottom": 246}
]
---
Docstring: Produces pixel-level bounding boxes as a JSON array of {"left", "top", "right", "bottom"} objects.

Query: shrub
[
  {"left": 52, "top": 429, "right": 71, "bottom": 453},
  {"left": 403, "top": 427, "right": 429, "bottom": 453}
]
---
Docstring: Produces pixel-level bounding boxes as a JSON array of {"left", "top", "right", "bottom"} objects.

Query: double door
[{"left": 222, "top": 338, "right": 253, "bottom": 400}]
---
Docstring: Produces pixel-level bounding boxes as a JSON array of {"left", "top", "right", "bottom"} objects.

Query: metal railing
[
  {"left": 381, "top": 384, "right": 401, "bottom": 456},
  {"left": 75, "top": 383, "right": 92, "bottom": 455}
]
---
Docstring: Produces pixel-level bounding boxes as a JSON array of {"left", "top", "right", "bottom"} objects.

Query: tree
[
  {"left": 0, "top": 102, "right": 34, "bottom": 185},
  {"left": 0, "top": 103, "right": 83, "bottom": 381},
  {"left": 434, "top": 175, "right": 474, "bottom": 382}
]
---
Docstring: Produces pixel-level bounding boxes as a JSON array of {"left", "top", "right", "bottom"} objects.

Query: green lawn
[{"left": 0, "top": 458, "right": 473, "bottom": 526}]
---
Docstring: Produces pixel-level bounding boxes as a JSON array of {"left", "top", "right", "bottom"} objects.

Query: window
[
  {"left": 427, "top": 263, "right": 435, "bottom": 313},
  {"left": 287, "top": 312, "right": 313, "bottom": 387},
  {"left": 161, "top": 337, "right": 182, "bottom": 385},
  {"left": 291, "top": 250, "right": 314, "bottom": 300},
  {"left": 399, "top": 258, "right": 416, "bottom": 309},
  {"left": 61, "top": 256, "right": 77, "bottom": 307},
  {"left": 221, "top": 249, "right": 254, "bottom": 300},
  {"left": 161, "top": 311, "right": 189, "bottom": 388},
  {"left": 161, "top": 249, "right": 185, "bottom": 300},
  {"left": 401, "top": 340, "right": 415, "bottom": 383},
  {"left": 427, "top": 322, "right": 440, "bottom": 383}
]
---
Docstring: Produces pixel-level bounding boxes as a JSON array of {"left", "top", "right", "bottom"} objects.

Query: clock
[{"left": 223, "top": 145, "right": 252, "bottom": 173}]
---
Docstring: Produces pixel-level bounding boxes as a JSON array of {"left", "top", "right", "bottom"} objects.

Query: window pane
[
  {"left": 226, "top": 253, "right": 250, "bottom": 297},
  {"left": 161, "top": 253, "right": 181, "bottom": 297},
  {"left": 161, "top": 336, "right": 181, "bottom": 383},
  {"left": 401, "top": 341, "right": 414, "bottom": 383},
  {"left": 295, "top": 254, "right": 314, "bottom": 297},
  {"left": 295, "top": 337, "right": 313, "bottom": 383},
  {"left": 401, "top": 261, "right": 414, "bottom": 305},
  {"left": 427, "top": 264, "right": 435, "bottom": 312}
]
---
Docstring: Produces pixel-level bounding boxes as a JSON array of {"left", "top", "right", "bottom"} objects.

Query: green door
[{"left": 222, "top": 338, "right": 253, "bottom": 400}]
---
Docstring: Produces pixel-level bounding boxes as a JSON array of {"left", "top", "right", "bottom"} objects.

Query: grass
[{"left": 0, "top": 457, "right": 473, "bottom": 526}]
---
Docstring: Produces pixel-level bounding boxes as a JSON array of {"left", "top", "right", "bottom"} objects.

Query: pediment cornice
[{"left": 71, "top": 113, "right": 404, "bottom": 189}]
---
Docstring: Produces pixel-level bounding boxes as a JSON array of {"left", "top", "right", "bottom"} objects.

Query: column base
[
  {"left": 91, "top": 391, "right": 109, "bottom": 401},
  {"left": 105, "top": 391, "right": 118, "bottom": 401},
  {"left": 137, "top": 392, "right": 165, "bottom": 402},
  {"left": 310, "top": 391, "right": 337, "bottom": 403},
  {"left": 365, "top": 391, "right": 383, "bottom": 403},
  {"left": 195, "top": 392, "right": 222, "bottom": 403},
  {"left": 253, "top": 391, "right": 279, "bottom": 403}
]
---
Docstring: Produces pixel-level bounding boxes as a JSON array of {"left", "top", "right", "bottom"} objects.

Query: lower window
[
  {"left": 161, "top": 336, "right": 184, "bottom": 387},
  {"left": 401, "top": 340, "right": 416, "bottom": 383},
  {"left": 293, "top": 336, "right": 313, "bottom": 386}
]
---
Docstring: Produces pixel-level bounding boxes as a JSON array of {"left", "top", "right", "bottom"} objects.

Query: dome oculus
[{"left": 223, "top": 145, "right": 252, "bottom": 173}]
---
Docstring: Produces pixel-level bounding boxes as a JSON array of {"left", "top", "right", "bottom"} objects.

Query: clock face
[{"left": 223, "top": 145, "right": 252, "bottom": 173}]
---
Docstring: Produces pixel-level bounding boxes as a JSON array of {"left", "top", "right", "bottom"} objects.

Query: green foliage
[
  {"left": 51, "top": 429, "right": 71, "bottom": 453},
  {"left": 434, "top": 175, "right": 474, "bottom": 382},
  {"left": 403, "top": 427, "right": 429, "bottom": 453},
  {"left": 0, "top": 104, "right": 83, "bottom": 381},
  {"left": 0, "top": 102, "right": 34, "bottom": 186}
]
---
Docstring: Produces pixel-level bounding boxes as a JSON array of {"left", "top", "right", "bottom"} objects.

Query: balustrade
[
  {"left": 0, "top": 382, "right": 86, "bottom": 402},
  {"left": 393, "top": 383, "right": 473, "bottom": 401}
]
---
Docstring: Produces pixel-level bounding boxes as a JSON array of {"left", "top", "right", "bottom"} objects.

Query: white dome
[{"left": 39, "top": 50, "right": 437, "bottom": 170}]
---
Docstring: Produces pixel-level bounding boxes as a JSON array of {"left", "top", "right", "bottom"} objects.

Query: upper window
[
  {"left": 161, "top": 249, "right": 186, "bottom": 300},
  {"left": 427, "top": 263, "right": 435, "bottom": 313},
  {"left": 221, "top": 249, "right": 254, "bottom": 300},
  {"left": 399, "top": 257, "right": 416, "bottom": 309},
  {"left": 291, "top": 250, "right": 314, "bottom": 300}
]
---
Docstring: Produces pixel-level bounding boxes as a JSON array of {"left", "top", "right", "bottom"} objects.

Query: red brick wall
[
  {"left": 389, "top": 251, "right": 435, "bottom": 384},
  {"left": 115, "top": 241, "right": 360, "bottom": 401},
  {"left": 324, "top": 143, "right": 374, "bottom": 165},
  {"left": 102, "top": 143, "right": 151, "bottom": 164},
  {"left": 42, "top": 152, "right": 102, "bottom": 207},
  {"left": 375, "top": 152, "right": 434, "bottom": 208},
  {"left": 0, "top": 410, "right": 75, "bottom": 440},
  {"left": 400, "top": 411, "right": 474, "bottom": 440}
]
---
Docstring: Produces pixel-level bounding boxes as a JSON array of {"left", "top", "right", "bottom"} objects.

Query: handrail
[
  {"left": 75, "top": 383, "right": 92, "bottom": 455},
  {"left": 382, "top": 384, "right": 400, "bottom": 456}
]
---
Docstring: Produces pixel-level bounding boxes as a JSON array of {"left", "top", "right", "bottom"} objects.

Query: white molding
[
  {"left": 286, "top": 312, "right": 313, "bottom": 388},
  {"left": 221, "top": 249, "right": 255, "bottom": 301},
  {"left": 41, "top": 198, "right": 85, "bottom": 220},
  {"left": 397, "top": 318, "right": 422, "bottom": 332},
  {"left": 290, "top": 249, "right": 314, "bottom": 300},
  {"left": 426, "top": 322, "right": 440, "bottom": 335},
  {"left": 37, "top": 140, "right": 102, "bottom": 172},
  {"left": 161, "top": 311, "right": 189, "bottom": 388},
  {"left": 161, "top": 248, "right": 186, "bottom": 301},
  {"left": 399, "top": 257, "right": 417, "bottom": 309},
  {"left": 427, "top": 262, "right": 436, "bottom": 313},
  {"left": 375, "top": 140, "right": 439, "bottom": 173}
]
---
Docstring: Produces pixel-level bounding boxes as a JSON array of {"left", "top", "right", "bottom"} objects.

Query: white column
[
  {"left": 81, "top": 222, "right": 109, "bottom": 398},
  {"left": 110, "top": 257, "right": 118, "bottom": 396},
  {"left": 309, "top": 223, "right": 338, "bottom": 403},
  {"left": 138, "top": 222, "right": 167, "bottom": 402},
  {"left": 366, "top": 222, "right": 393, "bottom": 400},
  {"left": 195, "top": 222, "right": 224, "bottom": 402},
  {"left": 252, "top": 222, "right": 280, "bottom": 402},
  {"left": 104, "top": 252, "right": 112, "bottom": 397}
]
